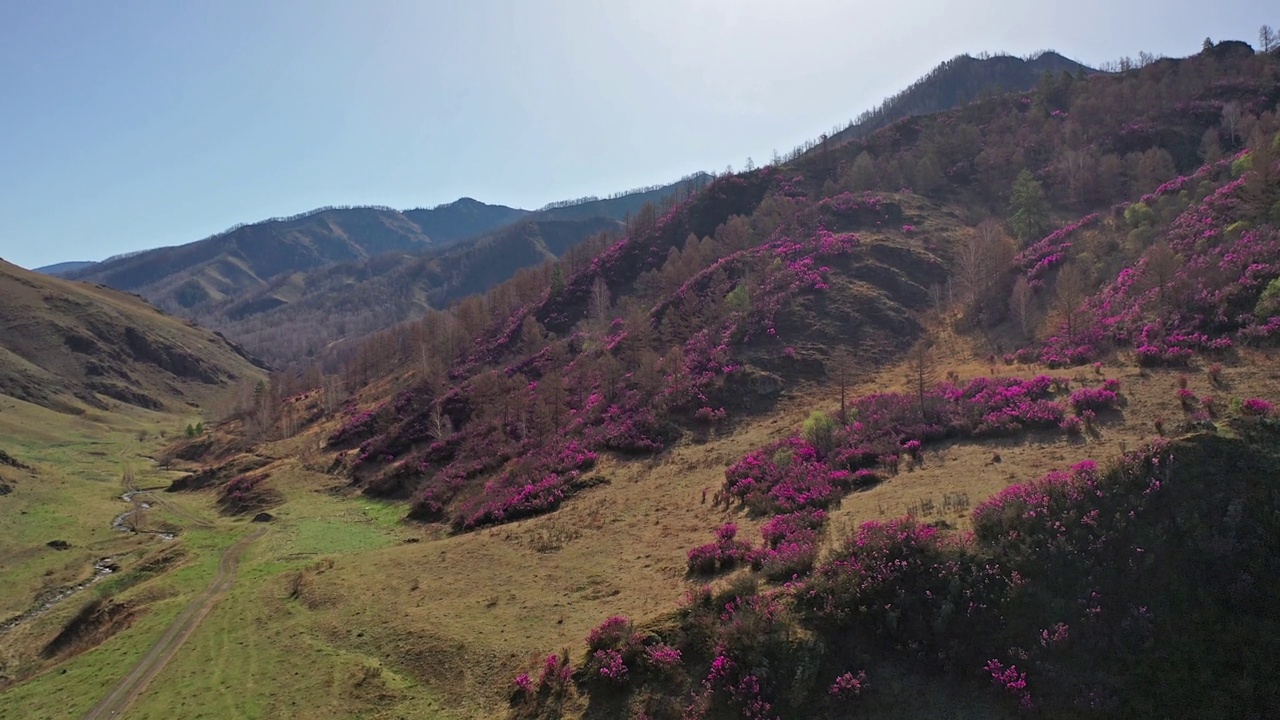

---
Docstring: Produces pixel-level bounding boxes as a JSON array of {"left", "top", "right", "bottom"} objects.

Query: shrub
[
  {"left": 1069, "top": 387, "right": 1119, "bottom": 413},
  {"left": 1060, "top": 415, "right": 1084, "bottom": 435},
  {"left": 802, "top": 411, "right": 838, "bottom": 455},
  {"left": 828, "top": 670, "right": 867, "bottom": 700},
  {"left": 1241, "top": 398, "right": 1274, "bottom": 417},
  {"left": 1207, "top": 363, "right": 1224, "bottom": 386},
  {"left": 587, "top": 616, "right": 633, "bottom": 651},
  {"left": 592, "top": 648, "right": 629, "bottom": 684},
  {"left": 687, "top": 524, "right": 755, "bottom": 575}
]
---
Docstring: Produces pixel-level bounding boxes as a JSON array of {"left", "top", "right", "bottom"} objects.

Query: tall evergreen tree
[{"left": 1008, "top": 169, "right": 1049, "bottom": 242}]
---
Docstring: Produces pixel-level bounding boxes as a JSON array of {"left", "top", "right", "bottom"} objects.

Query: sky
[{"left": 0, "top": 1, "right": 1272, "bottom": 269}]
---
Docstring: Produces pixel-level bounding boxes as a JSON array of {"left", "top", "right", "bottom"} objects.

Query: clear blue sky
[{"left": 0, "top": 0, "right": 1271, "bottom": 269}]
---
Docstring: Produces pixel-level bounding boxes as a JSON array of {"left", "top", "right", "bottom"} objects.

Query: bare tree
[
  {"left": 1009, "top": 276, "right": 1035, "bottom": 338},
  {"left": 588, "top": 277, "right": 612, "bottom": 335},
  {"left": 1054, "top": 264, "right": 1091, "bottom": 343},
  {"left": 1061, "top": 149, "right": 1092, "bottom": 206},
  {"left": 429, "top": 402, "right": 454, "bottom": 442},
  {"left": 1261, "top": 25, "right": 1276, "bottom": 53},
  {"left": 905, "top": 339, "right": 938, "bottom": 421},
  {"left": 322, "top": 374, "right": 344, "bottom": 414},
  {"left": 1142, "top": 241, "right": 1182, "bottom": 310},
  {"left": 1222, "top": 102, "right": 1243, "bottom": 146},
  {"left": 955, "top": 219, "right": 1017, "bottom": 319},
  {"left": 830, "top": 349, "right": 856, "bottom": 423}
]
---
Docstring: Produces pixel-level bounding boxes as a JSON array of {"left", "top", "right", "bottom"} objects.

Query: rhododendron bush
[
  {"left": 325, "top": 175, "right": 902, "bottom": 532},
  {"left": 1032, "top": 154, "right": 1280, "bottom": 367},
  {"left": 545, "top": 430, "right": 1280, "bottom": 718}
]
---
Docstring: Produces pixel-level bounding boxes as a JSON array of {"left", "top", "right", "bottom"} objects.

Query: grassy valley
[{"left": 2, "top": 32, "right": 1280, "bottom": 720}]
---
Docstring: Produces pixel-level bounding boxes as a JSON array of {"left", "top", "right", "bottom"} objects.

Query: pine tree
[{"left": 1008, "top": 170, "right": 1049, "bottom": 242}]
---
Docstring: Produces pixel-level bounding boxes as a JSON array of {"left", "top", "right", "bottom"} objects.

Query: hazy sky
[{"left": 0, "top": 1, "right": 1271, "bottom": 269}]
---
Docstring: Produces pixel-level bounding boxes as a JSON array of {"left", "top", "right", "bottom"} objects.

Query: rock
[
  {"left": 46, "top": 540, "right": 71, "bottom": 550},
  {"left": 251, "top": 512, "right": 275, "bottom": 523}
]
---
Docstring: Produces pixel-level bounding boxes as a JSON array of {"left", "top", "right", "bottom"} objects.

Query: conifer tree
[{"left": 1008, "top": 169, "right": 1049, "bottom": 242}]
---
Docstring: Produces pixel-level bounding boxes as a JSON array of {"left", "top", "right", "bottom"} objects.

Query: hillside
[
  {"left": 823, "top": 51, "right": 1095, "bottom": 149},
  {"left": 0, "top": 259, "right": 265, "bottom": 413},
  {"left": 209, "top": 216, "right": 624, "bottom": 364},
  {"left": 69, "top": 200, "right": 527, "bottom": 313},
  {"left": 201, "top": 38, "right": 1275, "bottom": 718},
  {"left": 33, "top": 261, "right": 98, "bottom": 277}
]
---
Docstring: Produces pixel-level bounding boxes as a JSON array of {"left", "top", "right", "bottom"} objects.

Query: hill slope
[
  {"left": 0, "top": 259, "right": 265, "bottom": 412},
  {"left": 70, "top": 201, "right": 527, "bottom": 313},
  {"left": 171, "top": 175, "right": 711, "bottom": 365},
  {"left": 33, "top": 261, "right": 98, "bottom": 277},
  {"left": 825, "top": 51, "right": 1094, "bottom": 148},
  {"left": 213, "top": 216, "right": 625, "bottom": 363}
]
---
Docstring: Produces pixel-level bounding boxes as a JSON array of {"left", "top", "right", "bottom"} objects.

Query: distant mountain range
[
  {"left": 26, "top": 174, "right": 708, "bottom": 365},
  {"left": 62, "top": 199, "right": 530, "bottom": 311}
]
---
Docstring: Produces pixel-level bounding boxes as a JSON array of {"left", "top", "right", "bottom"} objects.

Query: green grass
[
  {"left": 0, "top": 397, "right": 194, "bottom": 619},
  {"left": 0, "top": 390, "right": 461, "bottom": 719},
  {"left": 0, "top": 529, "right": 236, "bottom": 720},
  {"left": 125, "top": 561, "right": 454, "bottom": 720}
]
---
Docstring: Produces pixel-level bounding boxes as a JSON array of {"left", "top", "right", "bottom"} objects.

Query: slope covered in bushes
[
  {"left": 518, "top": 424, "right": 1280, "bottom": 719},
  {"left": 311, "top": 41, "right": 1279, "bottom": 540}
]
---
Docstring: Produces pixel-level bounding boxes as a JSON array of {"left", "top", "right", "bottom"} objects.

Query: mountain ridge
[{"left": 823, "top": 50, "right": 1095, "bottom": 149}]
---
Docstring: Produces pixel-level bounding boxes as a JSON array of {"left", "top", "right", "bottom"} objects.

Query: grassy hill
[{"left": 0, "top": 259, "right": 265, "bottom": 413}]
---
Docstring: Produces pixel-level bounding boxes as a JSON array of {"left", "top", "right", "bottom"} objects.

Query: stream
[{"left": 0, "top": 489, "right": 175, "bottom": 634}]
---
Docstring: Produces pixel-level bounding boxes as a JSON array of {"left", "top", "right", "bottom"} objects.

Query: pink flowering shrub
[
  {"left": 592, "top": 648, "right": 628, "bottom": 684},
  {"left": 985, "top": 659, "right": 1033, "bottom": 710},
  {"left": 219, "top": 473, "right": 271, "bottom": 513},
  {"left": 1032, "top": 164, "right": 1280, "bottom": 367},
  {"left": 688, "top": 523, "right": 755, "bottom": 575},
  {"left": 827, "top": 670, "right": 867, "bottom": 700},
  {"left": 1068, "top": 387, "right": 1119, "bottom": 414},
  {"left": 587, "top": 616, "right": 634, "bottom": 651},
  {"left": 1241, "top": 398, "right": 1274, "bottom": 417},
  {"left": 1013, "top": 214, "right": 1100, "bottom": 285},
  {"left": 326, "top": 402, "right": 387, "bottom": 448},
  {"left": 643, "top": 644, "right": 682, "bottom": 670}
]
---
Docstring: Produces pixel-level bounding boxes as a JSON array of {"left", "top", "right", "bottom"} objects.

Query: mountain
[
  {"left": 204, "top": 39, "right": 1273, "bottom": 718},
  {"left": 0, "top": 258, "right": 265, "bottom": 412},
  {"left": 59, "top": 176, "right": 711, "bottom": 366},
  {"left": 33, "top": 261, "right": 98, "bottom": 277},
  {"left": 402, "top": 197, "right": 530, "bottom": 245},
  {"left": 535, "top": 172, "right": 713, "bottom": 222},
  {"left": 210, "top": 216, "right": 624, "bottom": 363},
  {"left": 68, "top": 200, "right": 527, "bottom": 312},
  {"left": 823, "top": 51, "right": 1095, "bottom": 149}
]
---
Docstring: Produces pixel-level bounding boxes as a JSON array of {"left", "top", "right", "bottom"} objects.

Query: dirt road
[{"left": 80, "top": 527, "right": 266, "bottom": 720}]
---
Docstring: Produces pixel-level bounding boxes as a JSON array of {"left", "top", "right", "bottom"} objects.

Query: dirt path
[
  {"left": 80, "top": 527, "right": 266, "bottom": 720},
  {"left": 119, "top": 459, "right": 213, "bottom": 531}
]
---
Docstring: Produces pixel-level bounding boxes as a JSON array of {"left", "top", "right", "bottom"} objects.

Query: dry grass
[{"left": 226, "top": 341, "right": 1280, "bottom": 719}]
